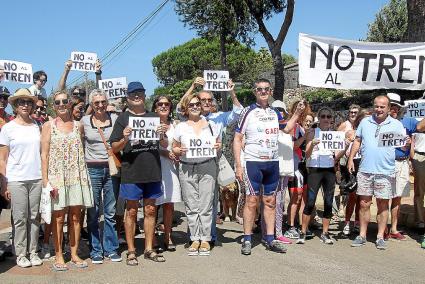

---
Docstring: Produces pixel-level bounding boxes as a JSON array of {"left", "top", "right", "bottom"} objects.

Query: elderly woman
[
  {"left": 41, "top": 91, "right": 93, "bottom": 271},
  {"left": 0, "top": 88, "right": 42, "bottom": 268},
  {"left": 82, "top": 89, "right": 121, "bottom": 264},
  {"left": 172, "top": 93, "right": 221, "bottom": 256}
]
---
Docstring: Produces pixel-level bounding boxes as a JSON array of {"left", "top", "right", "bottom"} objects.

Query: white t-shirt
[
  {"left": 0, "top": 120, "right": 41, "bottom": 182},
  {"left": 28, "top": 85, "right": 47, "bottom": 98}
]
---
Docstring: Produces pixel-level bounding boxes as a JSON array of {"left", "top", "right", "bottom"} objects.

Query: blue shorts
[
  {"left": 244, "top": 161, "right": 279, "bottom": 196},
  {"left": 119, "top": 182, "right": 162, "bottom": 201}
]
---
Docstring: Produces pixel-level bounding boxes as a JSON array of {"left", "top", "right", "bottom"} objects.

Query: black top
[{"left": 109, "top": 111, "right": 161, "bottom": 184}]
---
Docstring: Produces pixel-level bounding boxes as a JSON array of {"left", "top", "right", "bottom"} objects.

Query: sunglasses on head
[
  {"left": 188, "top": 102, "right": 201, "bottom": 108},
  {"left": 320, "top": 114, "right": 332, "bottom": 119},
  {"left": 255, "top": 87, "right": 271, "bottom": 93},
  {"left": 156, "top": 102, "right": 170, "bottom": 107},
  {"left": 17, "top": 99, "right": 34, "bottom": 106},
  {"left": 54, "top": 99, "right": 70, "bottom": 106},
  {"left": 93, "top": 100, "right": 107, "bottom": 107}
]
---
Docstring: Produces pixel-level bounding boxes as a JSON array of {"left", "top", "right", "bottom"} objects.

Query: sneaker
[
  {"left": 389, "top": 232, "right": 406, "bottom": 241},
  {"left": 41, "top": 243, "right": 51, "bottom": 259},
  {"left": 29, "top": 253, "right": 43, "bottom": 266},
  {"left": 305, "top": 229, "right": 314, "bottom": 239},
  {"left": 296, "top": 232, "right": 306, "bottom": 244},
  {"left": 284, "top": 227, "right": 300, "bottom": 239},
  {"left": 188, "top": 241, "right": 200, "bottom": 256},
  {"left": 320, "top": 233, "right": 334, "bottom": 245},
  {"left": 106, "top": 253, "right": 122, "bottom": 262},
  {"left": 351, "top": 236, "right": 366, "bottom": 247},
  {"left": 91, "top": 255, "right": 103, "bottom": 264},
  {"left": 241, "top": 241, "right": 252, "bottom": 255},
  {"left": 276, "top": 235, "right": 292, "bottom": 244},
  {"left": 265, "top": 240, "right": 287, "bottom": 253},
  {"left": 16, "top": 255, "right": 32, "bottom": 268},
  {"left": 198, "top": 241, "right": 210, "bottom": 256},
  {"left": 343, "top": 222, "right": 351, "bottom": 236},
  {"left": 375, "top": 238, "right": 387, "bottom": 250}
]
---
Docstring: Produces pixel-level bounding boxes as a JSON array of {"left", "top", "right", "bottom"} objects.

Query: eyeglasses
[
  {"left": 93, "top": 100, "right": 107, "bottom": 107},
  {"left": 156, "top": 102, "right": 170, "bottom": 107},
  {"left": 350, "top": 111, "right": 358, "bottom": 115},
  {"left": 17, "top": 99, "right": 34, "bottom": 106},
  {"left": 128, "top": 92, "right": 145, "bottom": 99},
  {"left": 54, "top": 99, "right": 70, "bottom": 106},
  {"left": 200, "top": 98, "right": 213, "bottom": 103},
  {"left": 255, "top": 87, "right": 271, "bottom": 93},
  {"left": 188, "top": 102, "right": 201, "bottom": 108},
  {"left": 320, "top": 114, "right": 332, "bottom": 119},
  {"left": 375, "top": 124, "right": 381, "bottom": 138},
  {"left": 39, "top": 79, "right": 47, "bottom": 83},
  {"left": 36, "top": 106, "right": 46, "bottom": 111}
]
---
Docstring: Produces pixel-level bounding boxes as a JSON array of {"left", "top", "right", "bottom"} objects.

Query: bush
[{"left": 303, "top": 88, "right": 344, "bottom": 104}]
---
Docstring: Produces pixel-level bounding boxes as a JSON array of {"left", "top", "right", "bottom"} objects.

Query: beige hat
[
  {"left": 8, "top": 88, "right": 38, "bottom": 106},
  {"left": 387, "top": 92, "right": 402, "bottom": 107}
]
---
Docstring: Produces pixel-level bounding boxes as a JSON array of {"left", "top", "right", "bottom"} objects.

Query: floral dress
[{"left": 49, "top": 119, "right": 93, "bottom": 211}]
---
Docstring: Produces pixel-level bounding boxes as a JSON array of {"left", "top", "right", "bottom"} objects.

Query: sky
[{"left": 0, "top": 0, "right": 389, "bottom": 96}]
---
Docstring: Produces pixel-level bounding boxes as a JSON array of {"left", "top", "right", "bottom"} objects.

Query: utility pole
[{"left": 84, "top": 71, "right": 89, "bottom": 102}]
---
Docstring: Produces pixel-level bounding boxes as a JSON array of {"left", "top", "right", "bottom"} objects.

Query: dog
[{"left": 219, "top": 181, "right": 239, "bottom": 222}]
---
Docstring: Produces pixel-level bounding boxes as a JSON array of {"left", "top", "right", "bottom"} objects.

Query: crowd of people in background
[{"left": 1, "top": 64, "right": 425, "bottom": 270}]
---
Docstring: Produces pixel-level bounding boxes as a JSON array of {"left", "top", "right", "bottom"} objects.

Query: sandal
[
  {"left": 126, "top": 251, "right": 138, "bottom": 266},
  {"left": 52, "top": 262, "right": 68, "bottom": 272},
  {"left": 70, "top": 260, "right": 88, "bottom": 269},
  {"left": 144, "top": 249, "right": 165, "bottom": 262}
]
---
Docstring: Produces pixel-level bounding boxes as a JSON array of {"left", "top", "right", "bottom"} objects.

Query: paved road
[{"left": 0, "top": 201, "right": 425, "bottom": 284}]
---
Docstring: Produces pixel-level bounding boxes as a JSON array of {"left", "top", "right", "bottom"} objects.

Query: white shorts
[{"left": 394, "top": 159, "right": 410, "bottom": 198}]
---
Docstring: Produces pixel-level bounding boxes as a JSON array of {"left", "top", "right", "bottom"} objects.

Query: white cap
[
  {"left": 387, "top": 92, "right": 402, "bottom": 107},
  {"left": 271, "top": 100, "right": 287, "bottom": 112}
]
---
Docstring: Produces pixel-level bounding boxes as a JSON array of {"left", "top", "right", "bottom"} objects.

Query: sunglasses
[
  {"left": 320, "top": 114, "right": 332, "bottom": 119},
  {"left": 255, "top": 87, "right": 271, "bottom": 93},
  {"left": 128, "top": 92, "right": 145, "bottom": 99},
  {"left": 350, "top": 111, "right": 358, "bottom": 115},
  {"left": 156, "top": 102, "right": 170, "bottom": 107},
  {"left": 188, "top": 102, "right": 201, "bottom": 108},
  {"left": 375, "top": 124, "right": 381, "bottom": 138},
  {"left": 17, "top": 99, "right": 34, "bottom": 106},
  {"left": 93, "top": 100, "right": 107, "bottom": 107},
  {"left": 36, "top": 106, "right": 46, "bottom": 111},
  {"left": 200, "top": 98, "right": 213, "bottom": 103},
  {"left": 54, "top": 99, "right": 70, "bottom": 106}
]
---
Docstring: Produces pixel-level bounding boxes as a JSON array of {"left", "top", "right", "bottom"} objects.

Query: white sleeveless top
[{"left": 306, "top": 128, "right": 335, "bottom": 168}]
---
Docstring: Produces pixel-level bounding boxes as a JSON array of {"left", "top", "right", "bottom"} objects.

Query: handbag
[
  {"left": 95, "top": 124, "right": 121, "bottom": 176},
  {"left": 278, "top": 130, "right": 294, "bottom": 177},
  {"left": 217, "top": 154, "right": 236, "bottom": 187}
]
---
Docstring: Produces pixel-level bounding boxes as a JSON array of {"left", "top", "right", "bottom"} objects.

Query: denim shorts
[
  {"left": 119, "top": 182, "right": 162, "bottom": 200},
  {"left": 356, "top": 172, "right": 395, "bottom": 199}
]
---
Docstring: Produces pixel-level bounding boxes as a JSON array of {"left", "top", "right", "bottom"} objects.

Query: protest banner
[
  {"left": 318, "top": 131, "right": 345, "bottom": 151},
  {"left": 99, "top": 77, "right": 127, "bottom": 100},
  {"left": 378, "top": 132, "right": 407, "bottom": 147},
  {"left": 299, "top": 33, "right": 425, "bottom": 90},
  {"left": 203, "top": 70, "right": 230, "bottom": 91},
  {"left": 404, "top": 99, "right": 425, "bottom": 119},
  {"left": 183, "top": 136, "right": 217, "bottom": 158},
  {"left": 129, "top": 117, "right": 160, "bottom": 141},
  {"left": 0, "top": 60, "right": 32, "bottom": 84},
  {"left": 70, "top": 51, "right": 97, "bottom": 72}
]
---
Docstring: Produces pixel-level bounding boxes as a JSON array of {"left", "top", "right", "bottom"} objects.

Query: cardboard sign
[
  {"left": 378, "top": 132, "right": 407, "bottom": 147},
  {"left": 70, "top": 51, "right": 97, "bottom": 72},
  {"left": 99, "top": 77, "right": 127, "bottom": 100},
  {"left": 129, "top": 117, "right": 160, "bottom": 141},
  {"left": 299, "top": 33, "right": 425, "bottom": 90},
  {"left": 318, "top": 131, "right": 345, "bottom": 151},
  {"left": 203, "top": 70, "right": 230, "bottom": 91},
  {"left": 0, "top": 60, "right": 33, "bottom": 84},
  {"left": 183, "top": 136, "right": 217, "bottom": 158},
  {"left": 405, "top": 99, "right": 425, "bottom": 119}
]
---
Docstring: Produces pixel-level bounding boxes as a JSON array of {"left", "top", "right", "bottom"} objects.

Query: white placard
[
  {"left": 318, "top": 131, "right": 345, "bottom": 151},
  {"left": 183, "top": 136, "right": 217, "bottom": 158},
  {"left": 70, "top": 51, "right": 97, "bottom": 72},
  {"left": 299, "top": 33, "right": 425, "bottom": 90},
  {"left": 0, "top": 60, "right": 33, "bottom": 84},
  {"left": 203, "top": 70, "right": 230, "bottom": 91},
  {"left": 129, "top": 117, "right": 160, "bottom": 141},
  {"left": 378, "top": 132, "right": 407, "bottom": 147},
  {"left": 99, "top": 77, "right": 127, "bottom": 100},
  {"left": 404, "top": 99, "right": 425, "bottom": 119}
]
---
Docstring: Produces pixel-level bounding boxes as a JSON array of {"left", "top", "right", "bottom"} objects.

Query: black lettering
[
  {"left": 377, "top": 54, "right": 396, "bottom": 82},
  {"left": 418, "top": 55, "right": 425, "bottom": 84},
  {"left": 335, "top": 45, "right": 355, "bottom": 70},
  {"left": 324, "top": 73, "right": 335, "bottom": 84},
  {"left": 357, "top": 52, "right": 378, "bottom": 81},
  {"left": 11, "top": 73, "right": 17, "bottom": 81},
  {"left": 206, "top": 73, "right": 218, "bottom": 80},
  {"left": 397, "top": 55, "right": 416, "bottom": 84},
  {"left": 310, "top": 42, "right": 334, "bottom": 69}
]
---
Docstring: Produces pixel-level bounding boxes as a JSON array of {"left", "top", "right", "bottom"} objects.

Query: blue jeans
[{"left": 87, "top": 166, "right": 119, "bottom": 258}]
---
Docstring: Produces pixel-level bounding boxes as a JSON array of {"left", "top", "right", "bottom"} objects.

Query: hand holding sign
[
  {"left": 70, "top": 51, "right": 97, "bottom": 72},
  {"left": 319, "top": 131, "right": 346, "bottom": 151},
  {"left": 129, "top": 117, "right": 160, "bottom": 141},
  {"left": 378, "top": 132, "right": 407, "bottom": 147},
  {"left": 184, "top": 136, "right": 217, "bottom": 158},
  {"left": 193, "top": 77, "right": 205, "bottom": 88},
  {"left": 203, "top": 70, "right": 230, "bottom": 91},
  {"left": 294, "top": 100, "right": 306, "bottom": 116},
  {"left": 0, "top": 60, "right": 33, "bottom": 84},
  {"left": 99, "top": 77, "right": 127, "bottom": 100}
]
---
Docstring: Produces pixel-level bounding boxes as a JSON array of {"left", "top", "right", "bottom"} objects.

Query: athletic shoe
[
  {"left": 351, "top": 236, "right": 366, "bottom": 247},
  {"left": 389, "top": 232, "right": 406, "bottom": 241},
  {"left": 375, "top": 238, "right": 387, "bottom": 250},
  {"left": 296, "top": 232, "right": 306, "bottom": 244},
  {"left": 306, "top": 229, "right": 314, "bottom": 239},
  {"left": 343, "top": 222, "right": 351, "bottom": 236},
  {"left": 16, "top": 255, "right": 31, "bottom": 268},
  {"left": 29, "top": 253, "right": 43, "bottom": 266},
  {"left": 91, "top": 256, "right": 103, "bottom": 264},
  {"left": 320, "top": 233, "right": 334, "bottom": 245},
  {"left": 188, "top": 241, "right": 200, "bottom": 256},
  {"left": 106, "top": 253, "right": 122, "bottom": 262},
  {"left": 265, "top": 240, "right": 287, "bottom": 253},
  {"left": 41, "top": 243, "right": 51, "bottom": 259},
  {"left": 276, "top": 235, "right": 292, "bottom": 244},
  {"left": 241, "top": 241, "right": 252, "bottom": 255},
  {"left": 284, "top": 227, "right": 300, "bottom": 239},
  {"left": 198, "top": 241, "right": 211, "bottom": 256}
]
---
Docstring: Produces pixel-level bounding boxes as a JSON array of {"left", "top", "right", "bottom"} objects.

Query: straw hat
[{"left": 8, "top": 88, "right": 38, "bottom": 106}]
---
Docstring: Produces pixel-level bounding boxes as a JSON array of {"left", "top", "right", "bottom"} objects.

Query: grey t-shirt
[{"left": 82, "top": 113, "right": 118, "bottom": 163}]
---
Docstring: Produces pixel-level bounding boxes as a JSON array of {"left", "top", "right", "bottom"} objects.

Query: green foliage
[
  {"left": 303, "top": 89, "right": 344, "bottom": 104},
  {"left": 283, "top": 53, "right": 296, "bottom": 65},
  {"left": 235, "top": 88, "right": 256, "bottom": 106},
  {"left": 366, "top": 0, "right": 407, "bottom": 42},
  {"left": 152, "top": 79, "right": 193, "bottom": 108}
]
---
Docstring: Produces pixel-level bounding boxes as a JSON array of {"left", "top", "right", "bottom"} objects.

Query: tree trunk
[
  {"left": 220, "top": 30, "right": 229, "bottom": 111},
  {"left": 272, "top": 52, "right": 285, "bottom": 101},
  {"left": 407, "top": 0, "right": 425, "bottom": 42}
]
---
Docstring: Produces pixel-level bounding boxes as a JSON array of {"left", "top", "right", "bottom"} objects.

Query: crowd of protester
[{"left": 0, "top": 64, "right": 425, "bottom": 270}]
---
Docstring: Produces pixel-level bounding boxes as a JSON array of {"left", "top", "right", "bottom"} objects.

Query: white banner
[
  {"left": 203, "top": 70, "right": 230, "bottom": 91},
  {"left": 182, "top": 136, "right": 217, "bottom": 158},
  {"left": 404, "top": 99, "right": 425, "bottom": 118},
  {"left": 378, "top": 132, "right": 407, "bottom": 147},
  {"left": 70, "top": 51, "right": 97, "bottom": 72},
  {"left": 99, "top": 77, "right": 127, "bottom": 100},
  {"left": 129, "top": 117, "right": 160, "bottom": 141},
  {"left": 299, "top": 33, "right": 425, "bottom": 90},
  {"left": 318, "top": 131, "right": 345, "bottom": 151},
  {"left": 0, "top": 60, "right": 33, "bottom": 84}
]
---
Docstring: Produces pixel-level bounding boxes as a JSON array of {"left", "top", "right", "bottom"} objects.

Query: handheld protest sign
[
  {"left": 0, "top": 60, "right": 33, "bottom": 84},
  {"left": 129, "top": 117, "right": 160, "bottom": 141},
  {"left": 378, "top": 132, "right": 407, "bottom": 147},
  {"left": 203, "top": 70, "right": 230, "bottom": 91},
  {"left": 405, "top": 99, "right": 425, "bottom": 119},
  {"left": 99, "top": 77, "right": 127, "bottom": 100},
  {"left": 318, "top": 131, "right": 345, "bottom": 151},
  {"left": 183, "top": 136, "right": 217, "bottom": 159},
  {"left": 70, "top": 52, "right": 97, "bottom": 72}
]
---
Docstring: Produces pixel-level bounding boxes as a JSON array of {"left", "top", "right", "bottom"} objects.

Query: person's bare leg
[
  {"left": 358, "top": 196, "right": 372, "bottom": 238},
  {"left": 68, "top": 206, "right": 83, "bottom": 262},
  {"left": 43, "top": 222, "right": 52, "bottom": 245},
  {"left": 322, "top": 218, "right": 330, "bottom": 233},
  {"left": 243, "top": 195, "right": 259, "bottom": 235},
  {"left": 52, "top": 210, "right": 66, "bottom": 265},
  {"left": 262, "top": 195, "right": 276, "bottom": 236},
  {"left": 289, "top": 191, "right": 302, "bottom": 227},
  {"left": 376, "top": 198, "right": 390, "bottom": 239},
  {"left": 345, "top": 192, "right": 357, "bottom": 223},
  {"left": 390, "top": 197, "right": 401, "bottom": 233},
  {"left": 125, "top": 201, "right": 138, "bottom": 253},
  {"left": 163, "top": 203, "right": 174, "bottom": 245},
  {"left": 143, "top": 198, "right": 157, "bottom": 252}
]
